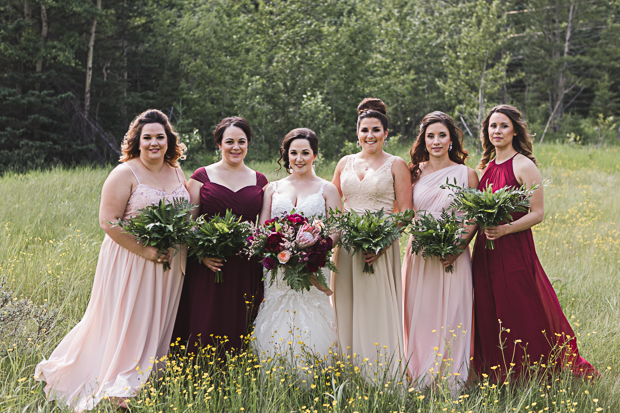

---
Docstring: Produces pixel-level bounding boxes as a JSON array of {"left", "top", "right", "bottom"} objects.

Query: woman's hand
[
  {"left": 310, "top": 274, "right": 333, "bottom": 296},
  {"left": 484, "top": 225, "right": 509, "bottom": 241},
  {"left": 202, "top": 256, "right": 224, "bottom": 272},
  {"left": 142, "top": 246, "right": 170, "bottom": 264},
  {"left": 439, "top": 251, "right": 462, "bottom": 269},
  {"left": 362, "top": 249, "right": 385, "bottom": 265}
]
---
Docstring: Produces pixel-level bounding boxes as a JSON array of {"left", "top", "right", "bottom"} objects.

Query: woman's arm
[
  {"left": 185, "top": 177, "right": 203, "bottom": 221},
  {"left": 331, "top": 156, "right": 348, "bottom": 199},
  {"left": 323, "top": 182, "right": 343, "bottom": 245},
  {"left": 99, "top": 165, "right": 167, "bottom": 263},
  {"left": 258, "top": 184, "right": 275, "bottom": 225},
  {"left": 392, "top": 157, "right": 413, "bottom": 213},
  {"left": 485, "top": 155, "right": 544, "bottom": 241}
]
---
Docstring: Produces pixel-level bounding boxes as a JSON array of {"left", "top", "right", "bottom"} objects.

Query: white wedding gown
[{"left": 253, "top": 180, "right": 338, "bottom": 361}]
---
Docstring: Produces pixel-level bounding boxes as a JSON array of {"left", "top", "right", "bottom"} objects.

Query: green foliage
[
  {"left": 186, "top": 210, "right": 251, "bottom": 282},
  {"left": 113, "top": 198, "right": 195, "bottom": 270},
  {"left": 442, "top": 179, "right": 540, "bottom": 249},
  {"left": 407, "top": 210, "right": 467, "bottom": 273},
  {"left": 327, "top": 207, "right": 414, "bottom": 273}
]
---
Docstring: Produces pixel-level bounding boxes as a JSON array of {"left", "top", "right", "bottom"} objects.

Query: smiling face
[
  {"left": 219, "top": 126, "right": 248, "bottom": 166},
  {"left": 357, "top": 117, "right": 388, "bottom": 154},
  {"left": 488, "top": 112, "right": 516, "bottom": 149},
  {"left": 139, "top": 123, "right": 168, "bottom": 163},
  {"left": 425, "top": 122, "right": 452, "bottom": 159},
  {"left": 288, "top": 138, "right": 316, "bottom": 175}
]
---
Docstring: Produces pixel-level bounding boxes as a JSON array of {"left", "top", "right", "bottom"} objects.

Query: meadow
[{"left": 0, "top": 143, "right": 619, "bottom": 412}]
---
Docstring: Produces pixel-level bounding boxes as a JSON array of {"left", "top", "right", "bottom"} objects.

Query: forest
[{"left": 1, "top": 0, "right": 619, "bottom": 171}]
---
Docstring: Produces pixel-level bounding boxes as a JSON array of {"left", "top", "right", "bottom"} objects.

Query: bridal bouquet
[
  {"left": 244, "top": 212, "right": 336, "bottom": 292},
  {"left": 327, "top": 208, "right": 415, "bottom": 274},
  {"left": 112, "top": 198, "right": 195, "bottom": 270},
  {"left": 407, "top": 210, "right": 467, "bottom": 273},
  {"left": 441, "top": 179, "right": 541, "bottom": 249},
  {"left": 186, "top": 210, "right": 251, "bottom": 282}
]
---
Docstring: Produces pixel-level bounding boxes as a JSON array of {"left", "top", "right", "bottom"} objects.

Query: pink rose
[
  {"left": 296, "top": 223, "right": 318, "bottom": 249},
  {"left": 277, "top": 250, "right": 291, "bottom": 264}
]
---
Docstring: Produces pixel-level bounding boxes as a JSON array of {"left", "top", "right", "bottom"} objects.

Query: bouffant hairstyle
[
  {"left": 478, "top": 104, "right": 537, "bottom": 171},
  {"left": 120, "top": 109, "right": 186, "bottom": 167},
  {"left": 409, "top": 111, "right": 469, "bottom": 184},
  {"left": 356, "top": 98, "right": 389, "bottom": 131},
  {"left": 277, "top": 128, "right": 319, "bottom": 173},
  {"left": 213, "top": 117, "right": 253, "bottom": 146}
]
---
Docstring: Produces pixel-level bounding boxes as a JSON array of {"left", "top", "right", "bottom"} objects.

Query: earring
[
  {"left": 424, "top": 147, "right": 428, "bottom": 153},
  {"left": 383, "top": 140, "right": 387, "bottom": 147},
  {"left": 356, "top": 141, "right": 361, "bottom": 148},
  {"left": 449, "top": 143, "right": 453, "bottom": 151}
]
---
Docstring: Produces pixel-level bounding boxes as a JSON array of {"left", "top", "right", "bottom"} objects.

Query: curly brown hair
[
  {"left": 356, "top": 97, "right": 388, "bottom": 131},
  {"left": 478, "top": 105, "right": 537, "bottom": 171},
  {"left": 409, "top": 111, "right": 469, "bottom": 185},
  {"left": 277, "top": 128, "right": 319, "bottom": 173},
  {"left": 213, "top": 116, "right": 253, "bottom": 146},
  {"left": 119, "top": 109, "right": 186, "bottom": 167}
]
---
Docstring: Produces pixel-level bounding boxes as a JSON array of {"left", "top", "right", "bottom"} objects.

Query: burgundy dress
[
  {"left": 471, "top": 155, "right": 598, "bottom": 381},
  {"left": 172, "top": 167, "right": 267, "bottom": 354}
]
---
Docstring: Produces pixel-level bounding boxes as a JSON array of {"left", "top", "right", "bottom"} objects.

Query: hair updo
[
  {"left": 357, "top": 97, "right": 389, "bottom": 131},
  {"left": 213, "top": 116, "right": 253, "bottom": 146},
  {"left": 277, "top": 128, "right": 319, "bottom": 173}
]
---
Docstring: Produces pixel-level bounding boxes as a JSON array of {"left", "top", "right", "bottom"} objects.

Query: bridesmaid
[
  {"left": 472, "top": 104, "right": 598, "bottom": 381},
  {"left": 35, "top": 109, "right": 189, "bottom": 411},
  {"left": 402, "top": 112, "right": 478, "bottom": 390},
  {"left": 172, "top": 117, "right": 267, "bottom": 355},
  {"left": 331, "top": 98, "right": 413, "bottom": 379}
]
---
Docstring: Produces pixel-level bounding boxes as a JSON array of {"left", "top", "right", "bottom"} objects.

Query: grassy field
[{"left": 0, "top": 143, "right": 619, "bottom": 412}]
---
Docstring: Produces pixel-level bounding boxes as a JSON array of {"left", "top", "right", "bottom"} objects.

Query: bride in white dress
[{"left": 253, "top": 128, "right": 342, "bottom": 360}]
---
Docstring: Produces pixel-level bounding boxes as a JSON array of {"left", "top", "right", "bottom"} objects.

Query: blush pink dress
[
  {"left": 35, "top": 164, "right": 189, "bottom": 412},
  {"left": 402, "top": 164, "right": 472, "bottom": 391}
]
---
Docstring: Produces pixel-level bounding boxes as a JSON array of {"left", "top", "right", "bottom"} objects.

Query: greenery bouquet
[
  {"left": 186, "top": 210, "right": 252, "bottom": 282},
  {"left": 441, "top": 179, "right": 541, "bottom": 249},
  {"left": 112, "top": 198, "right": 195, "bottom": 270},
  {"left": 244, "top": 212, "right": 336, "bottom": 292},
  {"left": 327, "top": 208, "right": 415, "bottom": 274},
  {"left": 407, "top": 210, "right": 467, "bottom": 273}
]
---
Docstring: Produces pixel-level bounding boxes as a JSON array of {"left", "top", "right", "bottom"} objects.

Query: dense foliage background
[{"left": 2, "top": 0, "right": 619, "bottom": 171}]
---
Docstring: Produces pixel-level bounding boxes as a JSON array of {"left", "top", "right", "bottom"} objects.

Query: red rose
[
  {"left": 287, "top": 214, "right": 307, "bottom": 225},
  {"left": 262, "top": 256, "right": 276, "bottom": 270},
  {"left": 305, "top": 252, "right": 326, "bottom": 273},
  {"left": 265, "top": 232, "right": 283, "bottom": 252}
]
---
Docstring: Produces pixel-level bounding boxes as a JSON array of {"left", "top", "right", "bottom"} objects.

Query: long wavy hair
[
  {"left": 478, "top": 104, "right": 537, "bottom": 171},
  {"left": 409, "top": 111, "right": 468, "bottom": 185},
  {"left": 277, "top": 128, "right": 319, "bottom": 173},
  {"left": 120, "top": 109, "right": 186, "bottom": 167}
]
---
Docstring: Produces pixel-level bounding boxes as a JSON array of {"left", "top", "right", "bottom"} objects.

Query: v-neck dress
[{"left": 171, "top": 167, "right": 267, "bottom": 355}]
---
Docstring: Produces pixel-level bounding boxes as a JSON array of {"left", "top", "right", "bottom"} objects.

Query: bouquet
[
  {"left": 244, "top": 212, "right": 336, "bottom": 292},
  {"left": 327, "top": 207, "right": 415, "bottom": 274},
  {"left": 407, "top": 210, "right": 467, "bottom": 273},
  {"left": 186, "top": 210, "right": 252, "bottom": 282},
  {"left": 441, "top": 179, "right": 541, "bottom": 249},
  {"left": 112, "top": 198, "right": 195, "bottom": 270}
]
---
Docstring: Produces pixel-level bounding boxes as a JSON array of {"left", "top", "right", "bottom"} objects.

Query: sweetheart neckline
[
  {"left": 272, "top": 191, "right": 324, "bottom": 208},
  {"left": 132, "top": 182, "right": 186, "bottom": 195}
]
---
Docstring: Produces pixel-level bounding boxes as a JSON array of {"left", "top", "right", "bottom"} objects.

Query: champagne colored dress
[
  {"left": 35, "top": 164, "right": 189, "bottom": 412},
  {"left": 472, "top": 156, "right": 598, "bottom": 380},
  {"left": 332, "top": 155, "right": 404, "bottom": 379},
  {"left": 253, "top": 180, "right": 338, "bottom": 360},
  {"left": 402, "top": 164, "right": 472, "bottom": 390}
]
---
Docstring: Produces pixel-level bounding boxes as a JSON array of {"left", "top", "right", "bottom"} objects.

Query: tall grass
[{"left": 0, "top": 143, "right": 618, "bottom": 412}]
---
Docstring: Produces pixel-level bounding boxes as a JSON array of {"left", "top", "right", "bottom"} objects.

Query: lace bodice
[
  {"left": 340, "top": 155, "right": 397, "bottom": 214},
  {"left": 270, "top": 180, "right": 328, "bottom": 219}
]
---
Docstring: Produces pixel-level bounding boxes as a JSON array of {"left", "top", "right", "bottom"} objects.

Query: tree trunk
[
  {"left": 553, "top": 2, "right": 575, "bottom": 132},
  {"left": 477, "top": 60, "right": 487, "bottom": 138},
  {"left": 35, "top": 5, "right": 48, "bottom": 91},
  {"left": 84, "top": 0, "right": 102, "bottom": 117}
]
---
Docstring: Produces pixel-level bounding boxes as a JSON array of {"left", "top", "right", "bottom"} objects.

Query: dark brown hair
[
  {"left": 277, "top": 128, "right": 319, "bottom": 173},
  {"left": 478, "top": 104, "right": 537, "bottom": 171},
  {"left": 409, "top": 111, "right": 469, "bottom": 185},
  {"left": 213, "top": 116, "right": 253, "bottom": 146},
  {"left": 120, "top": 109, "right": 186, "bottom": 167},
  {"left": 357, "top": 97, "right": 388, "bottom": 131}
]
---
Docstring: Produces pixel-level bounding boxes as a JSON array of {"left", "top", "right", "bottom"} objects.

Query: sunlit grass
[{"left": 1, "top": 143, "right": 618, "bottom": 412}]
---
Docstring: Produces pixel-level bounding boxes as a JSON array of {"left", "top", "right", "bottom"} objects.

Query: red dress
[
  {"left": 471, "top": 155, "right": 598, "bottom": 380},
  {"left": 172, "top": 167, "right": 267, "bottom": 354}
]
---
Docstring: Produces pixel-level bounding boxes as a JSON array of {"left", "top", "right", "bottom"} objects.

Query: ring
[{"left": 157, "top": 258, "right": 162, "bottom": 263}]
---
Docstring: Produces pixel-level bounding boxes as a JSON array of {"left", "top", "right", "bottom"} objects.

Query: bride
[{"left": 253, "top": 128, "right": 342, "bottom": 361}]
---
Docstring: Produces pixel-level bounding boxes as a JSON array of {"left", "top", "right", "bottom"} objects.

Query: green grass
[{"left": 0, "top": 143, "right": 618, "bottom": 412}]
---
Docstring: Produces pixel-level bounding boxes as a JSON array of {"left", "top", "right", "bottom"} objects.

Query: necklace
[{"left": 362, "top": 156, "right": 383, "bottom": 171}]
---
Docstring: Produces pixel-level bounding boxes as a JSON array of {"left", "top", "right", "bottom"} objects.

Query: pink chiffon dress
[
  {"left": 35, "top": 164, "right": 189, "bottom": 412},
  {"left": 402, "top": 164, "right": 472, "bottom": 390}
]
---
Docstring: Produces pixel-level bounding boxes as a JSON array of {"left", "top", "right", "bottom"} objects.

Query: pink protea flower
[
  {"left": 311, "top": 218, "right": 325, "bottom": 232},
  {"left": 296, "top": 223, "right": 318, "bottom": 249},
  {"left": 277, "top": 250, "right": 291, "bottom": 264}
]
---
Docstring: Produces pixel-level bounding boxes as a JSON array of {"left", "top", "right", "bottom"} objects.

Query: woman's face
[
  {"left": 219, "top": 126, "right": 248, "bottom": 166},
  {"left": 288, "top": 138, "right": 316, "bottom": 175},
  {"left": 139, "top": 123, "right": 168, "bottom": 163},
  {"left": 357, "top": 117, "right": 388, "bottom": 154},
  {"left": 488, "top": 112, "right": 516, "bottom": 149},
  {"left": 425, "top": 122, "right": 451, "bottom": 159}
]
